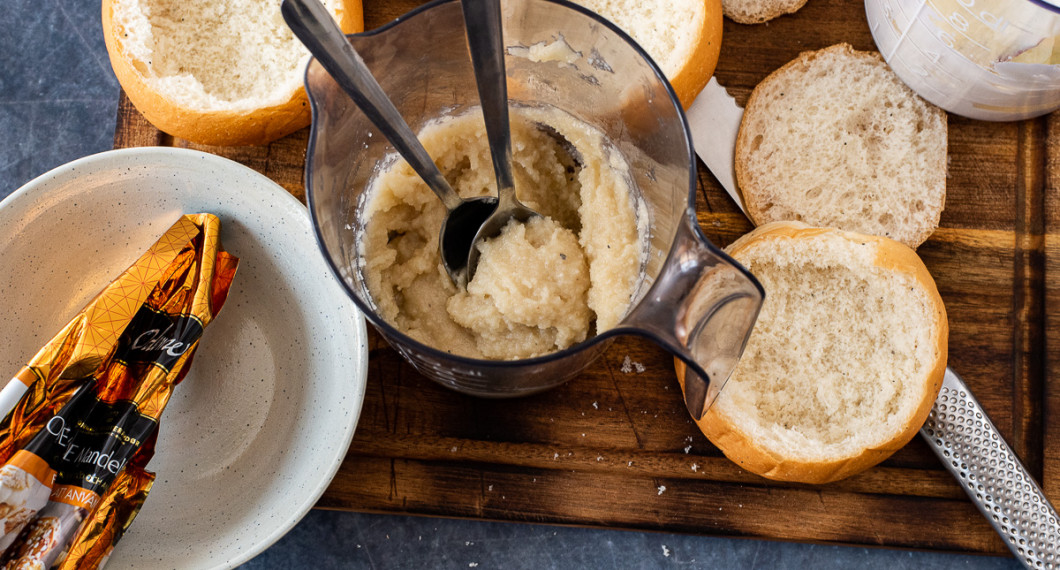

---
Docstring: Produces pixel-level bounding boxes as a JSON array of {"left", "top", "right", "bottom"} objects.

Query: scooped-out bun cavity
[
  {"left": 677, "top": 222, "right": 947, "bottom": 484},
  {"left": 102, "top": 0, "right": 363, "bottom": 146},
  {"left": 571, "top": 0, "right": 723, "bottom": 108}
]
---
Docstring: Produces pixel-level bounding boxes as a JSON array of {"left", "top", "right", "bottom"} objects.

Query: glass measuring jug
[
  {"left": 865, "top": 0, "right": 1060, "bottom": 121},
  {"left": 303, "top": 0, "right": 763, "bottom": 416}
]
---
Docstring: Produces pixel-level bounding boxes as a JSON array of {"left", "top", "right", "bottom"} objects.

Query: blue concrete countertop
[{"left": 0, "top": 0, "right": 1023, "bottom": 568}]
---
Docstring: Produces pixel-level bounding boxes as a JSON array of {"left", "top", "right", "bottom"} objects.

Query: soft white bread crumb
[
  {"left": 678, "top": 222, "right": 947, "bottom": 484},
  {"left": 722, "top": 0, "right": 809, "bottom": 24},
  {"left": 570, "top": 0, "right": 723, "bottom": 107},
  {"left": 103, "top": 0, "right": 362, "bottom": 145},
  {"left": 736, "top": 44, "right": 947, "bottom": 248}
]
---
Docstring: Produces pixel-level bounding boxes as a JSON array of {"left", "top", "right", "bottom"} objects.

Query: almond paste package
[{"left": 0, "top": 214, "right": 238, "bottom": 569}]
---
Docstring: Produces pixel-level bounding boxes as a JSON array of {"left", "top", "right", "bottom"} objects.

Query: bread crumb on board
[{"left": 621, "top": 355, "right": 646, "bottom": 373}]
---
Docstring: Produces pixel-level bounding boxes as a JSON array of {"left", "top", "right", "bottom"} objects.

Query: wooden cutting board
[{"left": 112, "top": 0, "right": 1060, "bottom": 555}]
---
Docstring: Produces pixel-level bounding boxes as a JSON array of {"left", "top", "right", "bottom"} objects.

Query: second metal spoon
[{"left": 462, "top": 0, "right": 542, "bottom": 282}]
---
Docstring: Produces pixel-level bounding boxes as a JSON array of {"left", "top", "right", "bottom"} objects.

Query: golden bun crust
[
  {"left": 102, "top": 0, "right": 364, "bottom": 146},
  {"left": 677, "top": 222, "right": 947, "bottom": 484},
  {"left": 671, "top": 0, "right": 724, "bottom": 108}
]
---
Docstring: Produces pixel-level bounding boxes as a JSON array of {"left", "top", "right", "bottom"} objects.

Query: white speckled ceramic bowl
[{"left": 0, "top": 147, "right": 368, "bottom": 569}]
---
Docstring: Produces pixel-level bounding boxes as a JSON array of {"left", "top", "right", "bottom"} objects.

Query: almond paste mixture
[{"left": 361, "top": 107, "right": 643, "bottom": 359}]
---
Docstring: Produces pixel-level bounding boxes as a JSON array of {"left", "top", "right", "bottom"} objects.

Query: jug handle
[{"left": 613, "top": 210, "right": 764, "bottom": 420}]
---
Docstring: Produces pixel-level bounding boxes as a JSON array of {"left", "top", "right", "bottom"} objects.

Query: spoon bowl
[
  {"left": 465, "top": 194, "right": 537, "bottom": 283},
  {"left": 443, "top": 198, "right": 498, "bottom": 283}
]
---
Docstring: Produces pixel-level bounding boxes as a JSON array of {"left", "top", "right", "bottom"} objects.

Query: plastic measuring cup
[
  {"left": 303, "top": 0, "right": 764, "bottom": 417},
  {"left": 866, "top": 0, "right": 1060, "bottom": 121}
]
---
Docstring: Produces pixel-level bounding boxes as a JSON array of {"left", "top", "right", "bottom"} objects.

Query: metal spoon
[
  {"left": 461, "top": 0, "right": 542, "bottom": 282},
  {"left": 282, "top": 0, "right": 496, "bottom": 287}
]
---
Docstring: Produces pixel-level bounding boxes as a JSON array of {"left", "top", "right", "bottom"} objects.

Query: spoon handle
[
  {"left": 282, "top": 0, "right": 463, "bottom": 211},
  {"left": 462, "top": 0, "right": 516, "bottom": 199}
]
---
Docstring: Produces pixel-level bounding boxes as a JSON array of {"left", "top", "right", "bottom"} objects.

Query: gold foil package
[{"left": 0, "top": 214, "right": 238, "bottom": 569}]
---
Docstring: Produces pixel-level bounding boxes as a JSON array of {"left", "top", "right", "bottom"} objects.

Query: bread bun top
[
  {"left": 722, "top": 0, "right": 809, "bottom": 24},
  {"left": 678, "top": 222, "right": 947, "bottom": 484},
  {"left": 103, "top": 0, "right": 363, "bottom": 146},
  {"left": 571, "top": 0, "right": 723, "bottom": 108},
  {"left": 735, "top": 44, "right": 947, "bottom": 249}
]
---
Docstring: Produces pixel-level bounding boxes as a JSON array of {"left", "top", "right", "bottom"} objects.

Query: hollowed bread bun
[
  {"left": 572, "top": 0, "right": 723, "bottom": 108},
  {"left": 677, "top": 222, "right": 947, "bottom": 484},
  {"left": 102, "top": 0, "right": 363, "bottom": 146}
]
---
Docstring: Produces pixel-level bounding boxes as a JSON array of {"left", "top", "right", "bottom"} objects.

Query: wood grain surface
[{"left": 111, "top": 0, "right": 1056, "bottom": 556}]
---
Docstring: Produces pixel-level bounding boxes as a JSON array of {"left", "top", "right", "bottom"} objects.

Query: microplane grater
[{"left": 921, "top": 368, "right": 1060, "bottom": 567}]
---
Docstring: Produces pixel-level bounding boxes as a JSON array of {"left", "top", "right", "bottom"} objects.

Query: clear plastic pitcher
[
  {"left": 303, "top": 0, "right": 763, "bottom": 416},
  {"left": 866, "top": 0, "right": 1060, "bottom": 121}
]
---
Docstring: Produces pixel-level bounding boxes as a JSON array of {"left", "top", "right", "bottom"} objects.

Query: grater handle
[{"left": 920, "top": 368, "right": 1060, "bottom": 568}]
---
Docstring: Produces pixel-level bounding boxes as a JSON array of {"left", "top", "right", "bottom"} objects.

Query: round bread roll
[
  {"left": 676, "top": 222, "right": 947, "bottom": 484},
  {"left": 572, "top": 0, "right": 723, "bottom": 108},
  {"left": 736, "top": 44, "right": 947, "bottom": 249},
  {"left": 102, "top": 0, "right": 363, "bottom": 146},
  {"left": 722, "top": 0, "right": 809, "bottom": 24}
]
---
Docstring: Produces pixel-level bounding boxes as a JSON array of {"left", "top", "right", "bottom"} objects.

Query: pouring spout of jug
[{"left": 615, "top": 211, "right": 764, "bottom": 420}]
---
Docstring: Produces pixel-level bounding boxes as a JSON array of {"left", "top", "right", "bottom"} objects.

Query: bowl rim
[{"left": 0, "top": 146, "right": 369, "bottom": 570}]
